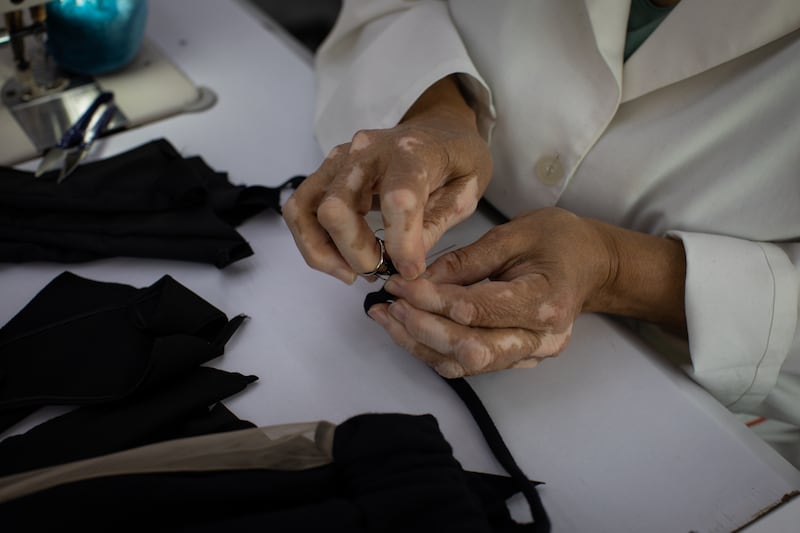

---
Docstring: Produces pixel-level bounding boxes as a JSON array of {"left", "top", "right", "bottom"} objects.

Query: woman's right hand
[{"left": 282, "top": 76, "right": 493, "bottom": 284}]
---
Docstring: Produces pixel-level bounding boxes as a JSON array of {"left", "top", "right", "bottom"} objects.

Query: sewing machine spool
[
  {"left": 0, "top": 2, "right": 215, "bottom": 167},
  {"left": 1, "top": 33, "right": 130, "bottom": 155}
]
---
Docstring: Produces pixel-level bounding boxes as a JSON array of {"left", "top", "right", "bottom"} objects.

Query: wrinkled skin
[
  {"left": 366, "top": 208, "right": 617, "bottom": 377},
  {"left": 283, "top": 77, "right": 491, "bottom": 283},
  {"left": 284, "top": 77, "right": 687, "bottom": 378}
]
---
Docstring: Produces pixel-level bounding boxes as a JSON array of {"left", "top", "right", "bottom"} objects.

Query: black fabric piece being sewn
[
  {"left": 363, "top": 285, "right": 396, "bottom": 314},
  {"left": 0, "top": 413, "right": 535, "bottom": 533},
  {"left": 364, "top": 287, "right": 550, "bottom": 532},
  {"left": 0, "top": 366, "right": 257, "bottom": 476},
  {"left": 0, "top": 271, "right": 248, "bottom": 432},
  {"left": 0, "top": 138, "right": 304, "bottom": 268}
]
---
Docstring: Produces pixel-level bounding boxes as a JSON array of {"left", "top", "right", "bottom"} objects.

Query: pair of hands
[{"left": 283, "top": 77, "right": 686, "bottom": 378}]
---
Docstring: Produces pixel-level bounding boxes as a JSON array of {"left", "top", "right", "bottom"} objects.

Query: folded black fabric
[
  {"left": 0, "top": 413, "right": 539, "bottom": 533},
  {"left": 0, "top": 366, "right": 257, "bottom": 476},
  {"left": 0, "top": 138, "right": 302, "bottom": 267},
  {"left": 0, "top": 271, "right": 247, "bottom": 432}
]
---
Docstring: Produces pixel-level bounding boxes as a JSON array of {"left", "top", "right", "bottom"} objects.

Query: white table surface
[{"left": 2, "top": 1, "right": 799, "bottom": 531}]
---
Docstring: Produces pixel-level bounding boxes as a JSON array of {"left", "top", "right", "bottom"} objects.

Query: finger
[
  {"left": 370, "top": 301, "right": 555, "bottom": 377},
  {"left": 283, "top": 148, "right": 357, "bottom": 284},
  {"left": 420, "top": 175, "right": 482, "bottom": 252},
  {"left": 387, "top": 299, "right": 566, "bottom": 375},
  {"left": 379, "top": 136, "right": 437, "bottom": 279},
  {"left": 511, "top": 357, "right": 542, "bottom": 369},
  {"left": 386, "top": 275, "right": 566, "bottom": 331},
  {"left": 367, "top": 303, "right": 462, "bottom": 377},
  {"left": 423, "top": 227, "right": 514, "bottom": 285},
  {"left": 317, "top": 151, "right": 385, "bottom": 275}
]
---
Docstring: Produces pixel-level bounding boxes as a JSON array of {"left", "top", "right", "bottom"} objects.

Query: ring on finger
[{"left": 360, "top": 237, "right": 395, "bottom": 278}]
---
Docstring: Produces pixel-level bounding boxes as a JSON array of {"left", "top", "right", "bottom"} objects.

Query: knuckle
[
  {"left": 382, "top": 188, "right": 419, "bottom": 213},
  {"left": 350, "top": 130, "right": 376, "bottom": 152},
  {"left": 438, "top": 249, "right": 469, "bottom": 276},
  {"left": 281, "top": 196, "right": 300, "bottom": 222},
  {"left": 316, "top": 196, "right": 350, "bottom": 229},
  {"left": 454, "top": 337, "right": 492, "bottom": 372},
  {"left": 530, "top": 298, "right": 574, "bottom": 332},
  {"left": 449, "top": 299, "right": 477, "bottom": 326},
  {"left": 328, "top": 143, "right": 348, "bottom": 159},
  {"left": 548, "top": 330, "right": 572, "bottom": 355},
  {"left": 484, "top": 223, "right": 510, "bottom": 244}
]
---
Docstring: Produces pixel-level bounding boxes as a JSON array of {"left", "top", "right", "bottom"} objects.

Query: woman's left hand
[{"left": 366, "top": 207, "right": 687, "bottom": 378}]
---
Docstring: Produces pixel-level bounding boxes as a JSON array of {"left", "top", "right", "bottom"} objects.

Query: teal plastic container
[{"left": 46, "top": 0, "right": 148, "bottom": 75}]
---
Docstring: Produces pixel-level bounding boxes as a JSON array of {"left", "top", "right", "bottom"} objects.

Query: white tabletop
[{"left": 2, "top": 1, "right": 799, "bottom": 531}]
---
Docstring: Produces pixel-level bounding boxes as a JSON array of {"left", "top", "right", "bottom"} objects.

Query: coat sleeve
[
  {"left": 313, "top": 0, "right": 495, "bottom": 154},
  {"left": 667, "top": 231, "right": 800, "bottom": 418}
]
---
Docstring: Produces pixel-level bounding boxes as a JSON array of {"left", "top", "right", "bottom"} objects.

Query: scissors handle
[
  {"left": 58, "top": 91, "right": 114, "bottom": 148},
  {"left": 81, "top": 101, "right": 117, "bottom": 148}
]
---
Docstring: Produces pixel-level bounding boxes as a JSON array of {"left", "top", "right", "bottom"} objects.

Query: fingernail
[
  {"left": 368, "top": 307, "right": 389, "bottom": 326},
  {"left": 512, "top": 358, "right": 540, "bottom": 369},
  {"left": 397, "top": 260, "right": 424, "bottom": 280},
  {"left": 435, "top": 360, "right": 465, "bottom": 378},
  {"left": 383, "top": 276, "right": 401, "bottom": 293},
  {"left": 334, "top": 268, "right": 356, "bottom": 285},
  {"left": 388, "top": 301, "right": 407, "bottom": 321}
]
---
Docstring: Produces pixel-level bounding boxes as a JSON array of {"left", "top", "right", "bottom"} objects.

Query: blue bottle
[{"left": 46, "top": 0, "right": 148, "bottom": 76}]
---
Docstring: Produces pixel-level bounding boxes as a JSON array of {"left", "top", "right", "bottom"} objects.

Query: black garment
[
  {"left": 0, "top": 138, "right": 303, "bottom": 267},
  {"left": 0, "top": 261, "right": 550, "bottom": 530},
  {"left": 0, "top": 366, "right": 257, "bottom": 476},
  {"left": 0, "top": 413, "right": 540, "bottom": 533},
  {"left": 364, "top": 285, "right": 550, "bottom": 531},
  {"left": 0, "top": 271, "right": 247, "bottom": 433}
]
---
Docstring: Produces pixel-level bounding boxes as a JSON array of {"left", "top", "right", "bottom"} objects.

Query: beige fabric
[{"left": 0, "top": 420, "right": 336, "bottom": 504}]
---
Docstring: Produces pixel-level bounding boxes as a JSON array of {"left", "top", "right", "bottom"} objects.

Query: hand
[
  {"left": 282, "top": 76, "right": 492, "bottom": 284},
  {"left": 366, "top": 207, "right": 687, "bottom": 378}
]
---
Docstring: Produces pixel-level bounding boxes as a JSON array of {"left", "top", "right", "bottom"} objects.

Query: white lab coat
[{"left": 313, "top": 0, "right": 800, "bottom": 436}]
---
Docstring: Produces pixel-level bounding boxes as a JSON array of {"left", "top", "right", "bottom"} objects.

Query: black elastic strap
[
  {"left": 364, "top": 286, "right": 550, "bottom": 531},
  {"left": 444, "top": 376, "right": 550, "bottom": 532}
]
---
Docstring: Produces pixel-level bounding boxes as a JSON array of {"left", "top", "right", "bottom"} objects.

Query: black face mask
[
  {"left": 0, "top": 138, "right": 303, "bottom": 268},
  {"left": 0, "top": 271, "right": 255, "bottom": 474}
]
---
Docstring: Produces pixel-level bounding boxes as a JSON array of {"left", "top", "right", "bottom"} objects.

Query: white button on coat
[{"left": 534, "top": 154, "right": 564, "bottom": 185}]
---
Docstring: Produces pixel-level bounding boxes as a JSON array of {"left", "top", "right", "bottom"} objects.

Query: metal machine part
[
  {"left": 2, "top": 0, "right": 50, "bottom": 72},
  {"left": 1, "top": 0, "right": 129, "bottom": 154},
  {"left": 3, "top": 73, "right": 128, "bottom": 154},
  {"left": 1, "top": 1, "right": 213, "bottom": 166}
]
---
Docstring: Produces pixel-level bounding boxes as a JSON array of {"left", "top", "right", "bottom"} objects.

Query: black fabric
[
  {"left": 0, "top": 366, "right": 257, "bottom": 476},
  {"left": 0, "top": 241, "right": 551, "bottom": 530},
  {"left": 0, "top": 413, "right": 537, "bottom": 533},
  {"left": 164, "top": 400, "right": 256, "bottom": 440},
  {"left": 0, "top": 271, "right": 247, "bottom": 432},
  {"left": 0, "top": 138, "right": 302, "bottom": 268},
  {"left": 446, "top": 377, "right": 550, "bottom": 532},
  {"left": 364, "top": 287, "right": 550, "bottom": 531},
  {"left": 363, "top": 285, "right": 396, "bottom": 314}
]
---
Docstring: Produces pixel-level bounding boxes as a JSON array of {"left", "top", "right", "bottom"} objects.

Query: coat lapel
[
  {"left": 583, "top": 0, "right": 630, "bottom": 92},
  {"left": 622, "top": 0, "right": 800, "bottom": 102}
]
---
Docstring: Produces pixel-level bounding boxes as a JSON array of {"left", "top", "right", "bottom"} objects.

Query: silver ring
[{"left": 360, "top": 237, "right": 389, "bottom": 277}]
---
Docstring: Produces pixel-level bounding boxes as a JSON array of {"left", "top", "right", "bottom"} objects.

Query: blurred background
[{"left": 248, "top": 0, "right": 342, "bottom": 53}]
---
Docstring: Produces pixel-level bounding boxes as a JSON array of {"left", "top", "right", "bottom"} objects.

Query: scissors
[{"left": 34, "top": 90, "right": 117, "bottom": 182}]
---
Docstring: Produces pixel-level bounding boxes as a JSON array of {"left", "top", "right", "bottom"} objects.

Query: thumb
[{"left": 423, "top": 232, "right": 508, "bottom": 285}]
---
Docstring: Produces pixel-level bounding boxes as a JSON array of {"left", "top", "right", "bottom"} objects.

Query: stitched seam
[{"left": 0, "top": 291, "right": 159, "bottom": 350}]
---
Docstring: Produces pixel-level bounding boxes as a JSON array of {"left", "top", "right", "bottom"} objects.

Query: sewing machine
[{"left": 0, "top": 0, "right": 214, "bottom": 167}]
